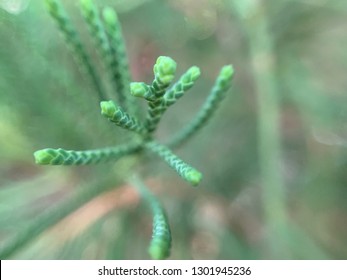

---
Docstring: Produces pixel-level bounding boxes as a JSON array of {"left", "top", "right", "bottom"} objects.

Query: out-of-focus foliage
[{"left": 1, "top": 0, "right": 347, "bottom": 259}]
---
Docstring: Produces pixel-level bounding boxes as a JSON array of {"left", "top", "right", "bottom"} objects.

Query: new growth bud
[{"left": 153, "top": 56, "right": 177, "bottom": 85}]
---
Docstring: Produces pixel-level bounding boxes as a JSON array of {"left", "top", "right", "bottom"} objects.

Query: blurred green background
[{"left": 1, "top": 0, "right": 347, "bottom": 259}]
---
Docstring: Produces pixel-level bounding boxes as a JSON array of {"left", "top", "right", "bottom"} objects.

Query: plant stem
[
  {"left": 231, "top": 0, "right": 288, "bottom": 257},
  {"left": 145, "top": 141, "right": 202, "bottom": 186},
  {"left": 45, "top": 0, "right": 107, "bottom": 101},
  {"left": 100, "top": 101, "right": 146, "bottom": 134},
  {"left": 102, "top": 7, "right": 136, "bottom": 115},
  {"left": 34, "top": 142, "right": 141, "bottom": 165},
  {"left": 167, "top": 65, "right": 233, "bottom": 148},
  {"left": 129, "top": 175, "right": 171, "bottom": 260}
]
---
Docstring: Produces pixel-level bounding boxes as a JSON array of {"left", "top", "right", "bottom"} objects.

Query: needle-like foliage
[
  {"left": 131, "top": 176, "right": 171, "bottom": 260},
  {"left": 44, "top": 0, "right": 106, "bottom": 101},
  {"left": 32, "top": 0, "right": 234, "bottom": 260}
]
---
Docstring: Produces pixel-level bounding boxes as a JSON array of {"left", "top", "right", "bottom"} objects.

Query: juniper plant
[
  {"left": 130, "top": 176, "right": 171, "bottom": 260},
  {"left": 32, "top": 0, "right": 234, "bottom": 259}
]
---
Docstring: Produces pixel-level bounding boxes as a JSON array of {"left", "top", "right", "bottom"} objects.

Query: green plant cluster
[{"left": 33, "top": 0, "right": 234, "bottom": 259}]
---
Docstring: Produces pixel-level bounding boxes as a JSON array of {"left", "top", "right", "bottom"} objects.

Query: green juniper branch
[
  {"left": 35, "top": 0, "right": 234, "bottom": 260},
  {"left": 130, "top": 176, "right": 171, "bottom": 260},
  {"left": 80, "top": 0, "right": 134, "bottom": 111},
  {"left": 130, "top": 82, "right": 155, "bottom": 102},
  {"left": 79, "top": 0, "right": 113, "bottom": 95},
  {"left": 145, "top": 98, "right": 164, "bottom": 134},
  {"left": 45, "top": 0, "right": 106, "bottom": 101},
  {"left": 34, "top": 142, "right": 141, "bottom": 165},
  {"left": 102, "top": 7, "right": 136, "bottom": 116},
  {"left": 80, "top": 0, "right": 110, "bottom": 62},
  {"left": 168, "top": 65, "right": 234, "bottom": 148},
  {"left": 135, "top": 66, "right": 201, "bottom": 135},
  {"left": 145, "top": 141, "right": 202, "bottom": 186},
  {"left": 162, "top": 66, "right": 201, "bottom": 109},
  {"left": 100, "top": 100, "right": 146, "bottom": 134},
  {"left": 148, "top": 201, "right": 171, "bottom": 260},
  {"left": 144, "top": 56, "right": 177, "bottom": 133},
  {"left": 151, "top": 56, "right": 177, "bottom": 97}
]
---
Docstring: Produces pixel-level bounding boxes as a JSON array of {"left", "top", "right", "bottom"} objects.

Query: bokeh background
[{"left": 1, "top": 0, "right": 347, "bottom": 259}]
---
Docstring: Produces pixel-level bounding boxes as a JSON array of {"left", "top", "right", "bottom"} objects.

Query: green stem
[
  {"left": 100, "top": 100, "right": 146, "bottom": 134},
  {"left": 144, "top": 66, "right": 200, "bottom": 132},
  {"left": 102, "top": 7, "right": 136, "bottom": 115},
  {"left": 34, "top": 142, "right": 141, "bottom": 165},
  {"left": 145, "top": 141, "right": 202, "bottom": 186},
  {"left": 45, "top": 0, "right": 106, "bottom": 101},
  {"left": 130, "top": 176, "right": 171, "bottom": 260},
  {"left": 168, "top": 65, "right": 234, "bottom": 148},
  {"left": 145, "top": 56, "right": 177, "bottom": 133},
  {"left": 162, "top": 66, "right": 200, "bottom": 109},
  {"left": 232, "top": 0, "right": 287, "bottom": 257}
]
